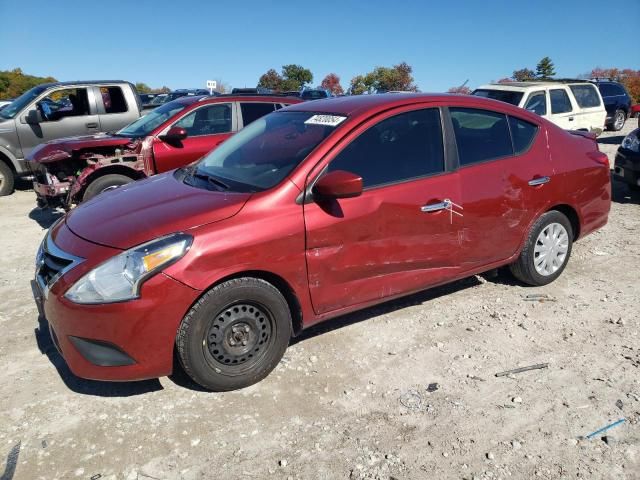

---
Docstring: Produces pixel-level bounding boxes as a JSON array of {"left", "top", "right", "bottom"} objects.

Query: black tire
[
  {"left": 176, "top": 277, "right": 292, "bottom": 391},
  {"left": 608, "top": 109, "right": 626, "bottom": 131},
  {"left": 82, "top": 174, "right": 133, "bottom": 202},
  {"left": 510, "top": 211, "right": 573, "bottom": 286},
  {"left": 0, "top": 160, "right": 15, "bottom": 197}
]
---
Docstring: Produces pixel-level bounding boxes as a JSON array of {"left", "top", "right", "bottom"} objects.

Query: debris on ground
[
  {"left": 495, "top": 363, "right": 549, "bottom": 377},
  {"left": 523, "top": 293, "right": 557, "bottom": 302},
  {"left": 585, "top": 418, "right": 626, "bottom": 440}
]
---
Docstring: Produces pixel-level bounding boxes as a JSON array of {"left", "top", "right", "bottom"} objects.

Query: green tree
[
  {"left": 0, "top": 68, "right": 57, "bottom": 100},
  {"left": 536, "top": 57, "right": 556, "bottom": 80},
  {"left": 349, "top": 62, "right": 418, "bottom": 94},
  {"left": 512, "top": 68, "right": 536, "bottom": 82},
  {"left": 135, "top": 82, "right": 152, "bottom": 93},
  {"left": 280, "top": 64, "right": 313, "bottom": 91}
]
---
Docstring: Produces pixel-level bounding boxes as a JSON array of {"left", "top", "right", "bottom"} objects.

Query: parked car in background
[
  {"left": 593, "top": 80, "right": 632, "bottom": 131},
  {"left": 473, "top": 81, "right": 606, "bottom": 135},
  {"left": 0, "top": 99, "right": 13, "bottom": 110},
  {"left": 300, "top": 88, "right": 331, "bottom": 100},
  {"left": 140, "top": 90, "right": 216, "bottom": 114},
  {"left": 28, "top": 94, "right": 302, "bottom": 208},
  {"left": 630, "top": 104, "right": 640, "bottom": 128},
  {"left": 0, "top": 80, "right": 142, "bottom": 196},
  {"left": 613, "top": 127, "right": 640, "bottom": 190},
  {"left": 139, "top": 93, "right": 160, "bottom": 108},
  {"left": 34, "top": 93, "right": 610, "bottom": 391}
]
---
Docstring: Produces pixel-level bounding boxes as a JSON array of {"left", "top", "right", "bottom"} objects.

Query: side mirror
[
  {"left": 313, "top": 170, "right": 363, "bottom": 199},
  {"left": 161, "top": 126, "right": 188, "bottom": 143},
  {"left": 25, "top": 109, "right": 43, "bottom": 125}
]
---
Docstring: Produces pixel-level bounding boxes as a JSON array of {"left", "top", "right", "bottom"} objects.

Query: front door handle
[
  {"left": 421, "top": 200, "right": 450, "bottom": 213},
  {"left": 86, "top": 122, "right": 98, "bottom": 128},
  {"left": 528, "top": 176, "right": 550, "bottom": 186}
]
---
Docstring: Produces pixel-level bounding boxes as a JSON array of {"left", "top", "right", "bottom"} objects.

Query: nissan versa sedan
[{"left": 34, "top": 94, "right": 611, "bottom": 391}]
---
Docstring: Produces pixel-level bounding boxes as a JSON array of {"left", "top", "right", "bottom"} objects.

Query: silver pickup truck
[{"left": 0, "top": 80, "right": 142, "bottom": 196}]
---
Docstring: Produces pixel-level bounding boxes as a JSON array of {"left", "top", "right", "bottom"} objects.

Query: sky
[{"left": 1, "top": 0, "right": 638, "bottom": 93}]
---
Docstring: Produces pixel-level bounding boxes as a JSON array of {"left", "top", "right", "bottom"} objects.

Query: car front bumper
[
  {"left": 613, "top": 148, "right": 640, "bottom": 186},
  {"left": 35, "top": 224, "right": 201, "bottom": 382}
]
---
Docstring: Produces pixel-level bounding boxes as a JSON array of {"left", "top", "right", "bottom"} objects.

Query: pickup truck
[
  {"left": 0, "top": 80, "right": 142, "bottom": 196},
  {"left": 28, "top": 94, "right": 302, "bottom": 209}
]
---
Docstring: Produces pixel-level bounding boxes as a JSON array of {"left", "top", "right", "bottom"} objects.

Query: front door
[
  {"left": 16, "top": 87, "right": 99, "bottom": 158},
  {"left": 449, "top": 107, "right": 554, "bottom": 270},
  {"left": 153, "top": 102, "right": 235, "bottom": 173},
  {"left": 304, "top": 107, "right": 462, "bottom": 315}
]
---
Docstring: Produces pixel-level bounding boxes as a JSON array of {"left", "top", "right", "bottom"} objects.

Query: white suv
[{"left": 473, "top": 81, "right": 606, "bottom": 135}]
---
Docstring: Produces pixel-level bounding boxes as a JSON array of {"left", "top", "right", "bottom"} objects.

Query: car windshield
[
  {"left": 0, "top": 84, "right": 48, "bottom": 119},
  {"left": 188, "top": 111, "right": 345, "bottom": 192},
  {"left": 117, "top": 101, "right": 188, "bottom": 137},
  {"left": 473, "top": 89, "right": 524, "bottom": 106}
]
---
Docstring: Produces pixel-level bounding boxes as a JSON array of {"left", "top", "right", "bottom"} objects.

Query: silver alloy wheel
[
  {"left": 534, "top": 222, "right": 569, "bottom": 276},
  {"left": 101, "top": 185, "right": 120, "bottom": 194},
  {"left": 0, "top": 170, "right": 4, "bottom": 188},
  {"left": 614, "top": 111, "right": 625, "bottom": 130}
]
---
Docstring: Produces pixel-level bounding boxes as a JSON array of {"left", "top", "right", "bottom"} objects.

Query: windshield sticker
[{"left": 304, "top": 115, "right": 347, "bottom": 127}]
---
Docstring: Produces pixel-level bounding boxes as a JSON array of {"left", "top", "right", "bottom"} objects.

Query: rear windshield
[
  {"left": 598, "top": 83, "right": 626, "bottom": 97},
  {"left": 117, "top": 100, "right": 187, "bottom": 137},
  {"left": 192, "top": 111, "right": 344, "bottom": 192},
  {"left": 472, "top": 89, "right": 524, "bottom": 106}
]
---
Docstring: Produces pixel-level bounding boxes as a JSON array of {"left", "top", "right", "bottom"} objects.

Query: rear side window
[
  {"left": 524, "top": 91, "right": 547, "bottom": 116},
  {"left": 509, "top": 116, "right": 538, "bottom": 154},
  {"left": 241, "top": 102, "right": 276, "bottom": 126},
  {"left": 100, "top": 87, "right": 128, "bottom": 114},
  {"left": 569, "top": 84, "right": 601, "bottom": 108},
  {"left": 550, "top": 89, "right": 573, "bottom": 114},
  {"left": 328, "top": 108, "right": 444, "bottom": 188},
  {"left": 450, "top": 108, "right": 513, "bottom": 166}
]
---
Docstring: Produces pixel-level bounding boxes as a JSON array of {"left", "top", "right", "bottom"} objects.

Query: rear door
[
  {"left": 16, "top": 86, "right": 100, "bottom": 158},
  {"left": 548, "top": 88, "right": 577, "bottom": 130},
  {"left": 152, "top": 102, "right": 235, "bottom": 173},
  {"left": 304, "top": 106, "right": 462, "bottom": 315},
  {"left": 94, "top": 85, "right": 138, "bottom": 132},
  {"left": 450, "top": 107, "right": 554, "bottom": 270}
]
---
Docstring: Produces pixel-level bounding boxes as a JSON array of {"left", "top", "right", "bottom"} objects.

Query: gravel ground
[{"left": 0, "top": 122, "right": 639, "bottom": 480}]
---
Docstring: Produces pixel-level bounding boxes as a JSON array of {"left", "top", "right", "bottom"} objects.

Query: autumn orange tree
[
  {"left": 587, "top": 68, "right": 640, "bottom": 102},
  {"left": 320, "top": 73, "right": 344, "bottom": 95}
]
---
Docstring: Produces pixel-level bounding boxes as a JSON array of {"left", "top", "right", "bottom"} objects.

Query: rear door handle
[
  {"left": 421, "top": 200, "right": 450, "bottom": 212},
  {"left": 568, "top": 117, "right": 574, "bottom": 121},
  {"left": 86, "top": 122, "right": 98, "bottom": 128},
  {"left": 528, "top": 176, "right": 550, "bottom": 186}
]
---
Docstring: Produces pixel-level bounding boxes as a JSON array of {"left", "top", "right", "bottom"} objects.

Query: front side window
[
  {"left": 524, "top": 91, "right": 547, "bottom": 116},
  {"left": 241, "top": 102, "right": 276, "bottom": 126},
  {"left": 472, "top": 89, "right": 524, "bottom": 106},
  {"left": 569, "top": 84, "right": 601, "bottom": 108},
  {"left": 174, "top": 103, "right": 232, "bottom": 136},
  {"left": 100, "top": 86, "right": 128, "bottom": 114},
  {"left": 117, "top": 100, "right": 187, "bottom": 138},
  {"left": 550, "top": 89, "right": 573, "bottom": 114},
  {"left": 192, "top": 111, "right": 342, "bottom": 191},
  {"left": 327, "top": 108, "right": 444, "bottom": 188},
  {"left": 38, "top": 88, "right": 90, "bottom": 121},
  {"left": 450, "top": 108, "right": 512, "bottom": 166},
  {"left": 509, "top": 116, "right": 538, "bottom": 154}
]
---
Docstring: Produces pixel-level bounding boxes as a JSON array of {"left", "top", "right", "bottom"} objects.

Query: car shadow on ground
[
  {"left": 28, "top": 207, "right": 63, "bottom": 229},
  {"left": 33, "top": 283, "right": 163, "bottom": 397},
  {"left": 611, "top": 176, "right": 640, "bottom": 204},
  {"left": 597, "top": 135, "right": 625, "bottom": 145}
]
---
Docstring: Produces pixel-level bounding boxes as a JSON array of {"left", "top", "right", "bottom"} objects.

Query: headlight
[
  {"left": 621, "top": 129, "right": 640, "bottom": 152},
  {"left": 65, "top": 233, "right": 192, "bottom": 304}
]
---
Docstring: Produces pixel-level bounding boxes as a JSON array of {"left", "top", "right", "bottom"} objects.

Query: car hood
[
  {"left": 65, "top": 172, "right": 251, "bottom": 249},
  {"left": 28, "top": 133, "right": 137, "bottom": 163}
]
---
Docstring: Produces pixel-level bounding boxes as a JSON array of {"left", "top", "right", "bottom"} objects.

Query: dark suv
[{"left": 594, "top": 80, "right": 632, "bottom": 131}]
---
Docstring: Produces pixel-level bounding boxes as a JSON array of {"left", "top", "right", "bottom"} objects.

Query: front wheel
[
  {"left": 510, "top": 211, "right": 573, "bottom": 286},
  {"left": 176, "top": 278, "right": 292, "bottom": 391},
  {"left": 82, "top": 174, "right": 134, "bottom": 202},
  {"left": 0, "top": 161, "right": 15, "bottom": 197}
]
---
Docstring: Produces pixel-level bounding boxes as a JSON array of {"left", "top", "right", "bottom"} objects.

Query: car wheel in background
[
  {"left": 510, "top": 210, "right": 573, "bottom": 286},
  {"left": 609, "top": 109, "right": 626, "bottom": 131},
  {"left": 0, "top": 161, "right": 15, "bottom": 197},
  {"left": 176, "top": 277, "right": 292, "bottom": 391},
  {"left": 82, "top": 174, "right": 134, "bottom": 202}
]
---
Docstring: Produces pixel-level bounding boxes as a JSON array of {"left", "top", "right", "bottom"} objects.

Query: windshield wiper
[{"left": 190, "top": 169, "right": 230, "bottom": 191}]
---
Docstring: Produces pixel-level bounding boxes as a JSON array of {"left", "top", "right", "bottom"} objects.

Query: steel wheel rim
[
  {"left": 614, "top": 112, "right": 624, "bottom": 129},
  {"left": 534, "top": 222, "right": 569, "bottom": 276},
  {"left": 203, "top": 302, "right": 274, "bottom": 375}
]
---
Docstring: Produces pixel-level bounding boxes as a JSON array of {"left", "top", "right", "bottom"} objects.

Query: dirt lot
[{"left": 1, "top": 122, "right": 639, "bottom": 480}]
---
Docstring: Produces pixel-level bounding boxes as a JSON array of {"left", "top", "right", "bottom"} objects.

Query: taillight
[
  {"left": 587, "top": 150, "right": 609, "bottom": 168},
  {"left": 140, "top": 136, "right": 154, "bottom": 174}
]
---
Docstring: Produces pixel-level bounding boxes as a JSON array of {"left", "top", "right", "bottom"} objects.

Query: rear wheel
[
  {"left": 0, "top": 160, "right": 15, "bottom": 197},
  {"left": 510, "top": 211, "right": 573, "bottom": 286},
  {"left": 82, "top": 174, "right": 134, "bottom": 202},
  {"left": 176, "top": 277, "right": 292, "bottom": 391},
  {"left": 608, "top": 109, "right": 626, "bottom": 131}
]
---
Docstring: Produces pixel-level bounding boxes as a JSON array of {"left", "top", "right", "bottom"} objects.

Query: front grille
[
  {"left": 38, "top": 250, "right": 73, "bottom": 287},
  {"left": 35, "top": 233, "right": 83, "bottom": 296}
]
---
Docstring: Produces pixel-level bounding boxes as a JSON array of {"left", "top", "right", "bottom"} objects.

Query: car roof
[
  {"left": 36, "top": 80, "right": 131, "bottom": 89},
  {"left": 173, "top": 94, "right": 304, "bottom": 107},
  {"left": 476, "top": 80, "right": 596, "bottom": 92}
]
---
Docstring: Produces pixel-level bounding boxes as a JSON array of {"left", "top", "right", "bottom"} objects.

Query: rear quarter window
[
  {"left": 569, "top": 84, "right": 601, "bottom": 108},
  {"left": 508, "top": 116, "right": 538, "bottom": 154}
]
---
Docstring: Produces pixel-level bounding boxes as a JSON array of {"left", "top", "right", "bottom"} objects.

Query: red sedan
[{"left": 35, "top": 93, "right": 611, "bottom": 391}]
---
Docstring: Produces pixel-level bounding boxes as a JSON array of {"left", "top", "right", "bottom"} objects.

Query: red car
[
  {"left": 28, "top": 94, "right": 302, "bottom": 209},
  {"left": 34, "top": 93, "right": 611, "bottom": 391}
]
